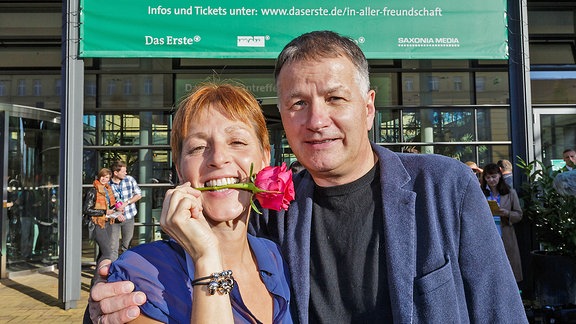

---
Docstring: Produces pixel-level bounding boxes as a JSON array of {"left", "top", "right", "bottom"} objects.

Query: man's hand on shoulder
[{"left": 88, "top": 259, "right": 146, "bottom": 323}]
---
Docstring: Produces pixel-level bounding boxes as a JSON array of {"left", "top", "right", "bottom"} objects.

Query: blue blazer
[{"left": 251, "top": 144, "right": 527, "bottom": 323}]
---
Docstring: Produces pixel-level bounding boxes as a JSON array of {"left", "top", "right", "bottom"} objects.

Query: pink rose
[
  {"left": 196, "top": 162, "right": 296, "bottom": 213},
  {"left": 254, "top": 162, "right": 295, "bottom": 211}
]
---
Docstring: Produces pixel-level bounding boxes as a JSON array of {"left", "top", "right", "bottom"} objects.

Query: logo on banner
[
  {"left": 397, "top": 37, "right": 460, "bottom": 48},
  {"left": 237, "top": 36, "right": 267, "bottom": 47}
]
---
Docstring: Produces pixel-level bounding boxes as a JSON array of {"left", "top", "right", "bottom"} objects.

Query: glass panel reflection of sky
[{"left": 531, "top": 71, "right": 576, "bottom": 80}]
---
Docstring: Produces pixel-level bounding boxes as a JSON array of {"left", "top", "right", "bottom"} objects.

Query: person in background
[
  {"left": 497, "top": 159, "right": 514, "bottom": 188},
  {"left": 109, "top": 161, "right": 142, "bottom": 260},
  {"left": 465, "top": 161, "right": 483, "bottom": 182},
  {"left": 288, "top": 160, "right": 305, "bottom": 175},
  {"left": 561, "top": 148, "right": 576, "bottom": 172},
  {"left": 86, "top": 30, "right": 528, "bottom": 323},
  {"left": 83, "top": 168, "right": 118, "bottom": 264},
  {"left": 553, "top": 169, "right": 576, "bottom": 196},
  {"left": 553, "top": 149, "right": 576, "bottom": 196},
  {"left": 106, "top": 82, "right": 292, "bottom": 323},
  {"left": 405, "top": 147, "right": 420, "bottom": 154},
  {"left": 6, "top": 177, "right": 22, "bottom": 258},
  {"left": 481, "top": 163, "right": 524, "bottom": 283},
  {"left": 20, "top": 179, "right": 39, "bottom": 261},
  {"left": 34, "top": 180, "right": 58, "bottom": 262}
]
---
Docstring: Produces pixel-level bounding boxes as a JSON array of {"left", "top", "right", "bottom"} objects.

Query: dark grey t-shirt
[{"left": 309, "top": 165, "right": 392, "bottom": 323}]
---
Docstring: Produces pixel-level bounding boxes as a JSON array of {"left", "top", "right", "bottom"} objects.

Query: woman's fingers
[
  {"left": 162, "top": 184, "right": 203, "bottom": 226},
  {"left": 161, "top": 183, "right": 199, "bottom": 222},
  {"left": 159, "top": 183, "right": 218, "bottom": 260}
]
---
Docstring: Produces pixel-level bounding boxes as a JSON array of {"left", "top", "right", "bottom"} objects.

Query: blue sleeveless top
[{"left": 109, "top": 235, "right": 292, "bottom": 323}]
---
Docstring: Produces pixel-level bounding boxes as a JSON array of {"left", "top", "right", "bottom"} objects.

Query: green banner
[{"left": 80, "top": 0, "right": 508, "bottom": 59}]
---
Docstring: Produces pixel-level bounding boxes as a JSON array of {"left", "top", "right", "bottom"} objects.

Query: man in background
[
  {"left": 561, "top": 148, "right": 576, "bottom": 172},
  {"left": 498, "top": 159, "right": 514, "bottom": 188},
  {"left": 109, "top": 161, "right": 142, "bottom": 260}
]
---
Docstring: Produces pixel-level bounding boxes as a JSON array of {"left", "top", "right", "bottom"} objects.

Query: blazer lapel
[
  {"left": 284, "top": 173, "right": 314, "bottom": 324},
  {"left": 373, "top": 144, "right": 417, "bottom": 323}
]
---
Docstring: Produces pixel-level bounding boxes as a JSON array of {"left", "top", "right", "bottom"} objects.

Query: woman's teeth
[{"left": 204, "top": 177, "right": 239, "bottom": 187}]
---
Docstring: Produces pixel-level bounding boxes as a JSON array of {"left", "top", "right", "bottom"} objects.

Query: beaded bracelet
[{"left": 191, "top": 270, "right": 234, "bottom": 295}]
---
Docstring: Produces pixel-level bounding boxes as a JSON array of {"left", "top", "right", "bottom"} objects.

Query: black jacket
[{"left": 83, "top": 188, "right": 106, "bottom": 217}]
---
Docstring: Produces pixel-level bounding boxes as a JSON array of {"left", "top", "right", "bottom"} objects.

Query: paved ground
[
  {"left": 1, "top": 265, "right": 574, "bottom": 323},
  {"left": 0, "top": 265, "right": 94, "bottom": 323}
]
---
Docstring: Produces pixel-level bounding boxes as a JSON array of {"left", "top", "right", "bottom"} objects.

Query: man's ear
[{"left": 365, "top": 89, "right": 376, "bottom": 131}]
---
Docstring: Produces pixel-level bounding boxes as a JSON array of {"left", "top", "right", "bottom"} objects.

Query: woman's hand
[
  {"left": 160, "top": 182, "right": 221, "bottom": 264},
  {"left": 161, "top": 183, "right": 232, "bottom": 324}
]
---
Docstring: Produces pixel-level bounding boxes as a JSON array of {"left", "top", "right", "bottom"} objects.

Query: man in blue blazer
[
  {"left": 251, "top": 31, "right": 526, "bottom": 323},
  {"left": 252, "top": 144, "right": 526, "bottom": 323},
  {"left": 87, "top": 31, "right": 527, "bottom": 323}
]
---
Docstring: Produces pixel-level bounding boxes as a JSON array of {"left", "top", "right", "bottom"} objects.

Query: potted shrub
[{"left": 517, "top": 158, "right": 576, "bottom": 307}]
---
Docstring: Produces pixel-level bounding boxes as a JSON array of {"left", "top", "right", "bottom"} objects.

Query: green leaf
[{"left": 250, "top": 199, "right": 262, "bottom": 214}]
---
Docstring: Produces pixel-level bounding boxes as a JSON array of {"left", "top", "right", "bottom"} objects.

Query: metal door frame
[{"left": 532, "top": 106, "right": 576, "bottom": 164}]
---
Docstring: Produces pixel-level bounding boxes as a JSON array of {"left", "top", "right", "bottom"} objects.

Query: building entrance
[{"left": 0, "top": 104, "right": 60, "bottom": 278}]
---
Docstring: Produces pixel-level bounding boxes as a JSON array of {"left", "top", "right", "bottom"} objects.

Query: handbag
[{"left": 87, "top": 220, "right": 96, "bottom": 241}]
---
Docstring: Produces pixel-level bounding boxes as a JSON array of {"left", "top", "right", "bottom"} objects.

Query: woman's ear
[{"left": 174, "top": 162, "right": 184, "bottom": 183}]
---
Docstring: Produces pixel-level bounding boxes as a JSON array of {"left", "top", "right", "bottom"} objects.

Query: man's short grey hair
[
  {"left": 274, "top": 30, "right": 370, "bottom": 94},
  {"left": 497, "top": 159, "right": 513, "bottom": 172}
]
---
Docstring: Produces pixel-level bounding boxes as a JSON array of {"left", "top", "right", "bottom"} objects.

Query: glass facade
[
  {"left": 371, "top": 61, "right": 511, "bottom": 167},
  {"left": 528, "top": 5, "right": 576, "bottom": 165},
  {"left": 1, "top": 0, "right": 576, "bottom": 279},
  {"left": 75, "top": 56, "right": 516, "bottom": 255}
]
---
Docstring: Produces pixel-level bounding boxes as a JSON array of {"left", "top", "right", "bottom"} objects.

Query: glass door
[
  {"left": 533, "top": 107, "right": 576, "bottom": 170},
  {"left": 1, "top": 104, "right": 60, "bottom": 277}
]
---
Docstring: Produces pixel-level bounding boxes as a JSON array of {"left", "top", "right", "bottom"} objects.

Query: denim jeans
[{"left": 110, "top": 217, "right": 134, "bottom": 261}]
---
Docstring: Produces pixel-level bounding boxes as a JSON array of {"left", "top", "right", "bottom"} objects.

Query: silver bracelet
[{"left": 191, "top": 270, "right": 234, "bottom": 295}]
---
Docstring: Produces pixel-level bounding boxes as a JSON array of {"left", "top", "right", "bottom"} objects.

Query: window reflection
[
  {"left": 475, "top": 77, "right": 485, "bottom": 92},
  {"left": 428, "top": 76, "right": 440, "bottom": 91},
  {"left": 18, "top": 79, "right": 26, "bottom": 96},
  {"left": 85, "top": 80, "right": 96, "bottom": 97},
  {"left": 100, "top": 74, "right": 166, "bottom": 108},
  {"left": 476, "top": 72, "right": 509, "bottom": 104},
  {"left": 375, "top": 106, "right": 510, "bottom": 161},
  {"left": 124, "top": 79, "right": 133, "bottom": 96},
  {"left": 402, "top": 72, "right": 472, "bottom": 105},
  {"left": 33, "top": 79, "right": 42, "bottom": 96},
  {"left": 453, "top": 76, "right": 462, "bottom": 91},
  {"left": 531, "top": 71, "right": 576, "bottom": 104}
]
